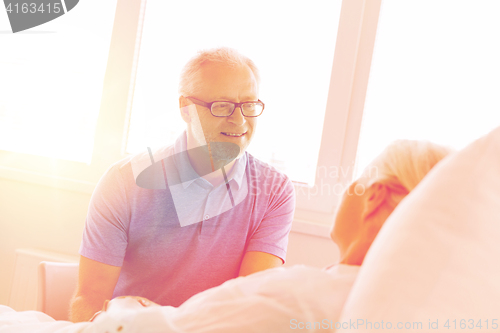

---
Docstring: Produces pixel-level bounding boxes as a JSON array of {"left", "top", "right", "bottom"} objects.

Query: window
[
  {"left": 126, "top": 0, "right": 343, "bottom": 186},
  {"left": 126, "top": 0, "right": 383, "bottom": 229},
  {"left": 355, "top": 0, "right": 500, "bottom": 178},
  {"left": 0, "top": 0, "right": 117, "bottom": 163},
  {"left": 0, "top": 0, "right": 381, "bottom": 232},
  {"left": 0, "top": 0, "right": 142, "bottom": 192}
]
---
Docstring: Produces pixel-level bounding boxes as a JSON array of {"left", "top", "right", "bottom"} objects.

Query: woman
[
  {"left": 331, "top": 139, "right": 452, "bottom": 266},
  {"left": 87, "top": 140, "right": 453, "bottom": 332}
]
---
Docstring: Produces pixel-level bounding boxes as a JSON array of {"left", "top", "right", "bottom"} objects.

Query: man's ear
[
  {"left": 179, "top": 96, "right": 192, "bottom": 123},
  {"left": 362, "top": 182, "right": 388, "bottom": 221}
]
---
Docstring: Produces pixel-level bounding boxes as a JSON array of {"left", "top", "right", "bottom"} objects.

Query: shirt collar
[{"left": 173, "top": 131, "right": 247, "bottom": 190}]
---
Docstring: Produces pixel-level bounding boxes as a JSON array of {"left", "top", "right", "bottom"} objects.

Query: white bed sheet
[
  {"left": 0, "top": 305, "right": 89, "bottom": 333},
  {"left": 90, "top": 264, "right": 359, "bottom": 333},
  {"left": 1, "top": 264, "right": 359, "bottom": 333}
]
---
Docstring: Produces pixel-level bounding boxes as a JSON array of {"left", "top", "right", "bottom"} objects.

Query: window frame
[
  {"left": 0, "top": 0, "right": 146, "bottom": 193},
  {"left": 0, "top": 0, "right": 381, "bottom": 238},
  {"left": 293, "top": 0, "right": 382, "bottom": 233}
]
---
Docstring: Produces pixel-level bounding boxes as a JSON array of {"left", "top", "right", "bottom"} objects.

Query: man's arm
[
  {"left": 69, "top": 256, "right": 121, "bottom": 322},
  {"left": 238, "top": 251, "right": 283, "bottom": 276}
]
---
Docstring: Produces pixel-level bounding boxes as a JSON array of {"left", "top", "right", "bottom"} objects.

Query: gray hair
[
  {"left": 178, "top": 47, "right": 260, "bottom": 97},
  {"left": 363, "top": 140, "right": 454, "bottom": 207}
]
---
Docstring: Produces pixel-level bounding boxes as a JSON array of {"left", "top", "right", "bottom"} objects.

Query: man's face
[{"left": 185, "top": 62, "right": 259, "bottom": 158}]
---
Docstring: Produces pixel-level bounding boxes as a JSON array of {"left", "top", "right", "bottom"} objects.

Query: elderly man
[{"left": 69, "top": 47, "right": 295, "bottom": 322}]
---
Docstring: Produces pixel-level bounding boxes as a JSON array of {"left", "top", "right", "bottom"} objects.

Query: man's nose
[{"left": 228, "top": 106, "right": 246, "bottom": 125}]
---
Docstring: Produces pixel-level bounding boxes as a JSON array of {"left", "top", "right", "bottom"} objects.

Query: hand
[
  {"left": 113, "top": 296, "right": 160, "bottom": 308},
  {"left": 89, "top": 296, "right": 160, "bottom": 321}
]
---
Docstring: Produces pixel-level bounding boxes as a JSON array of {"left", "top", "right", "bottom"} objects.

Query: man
[{"left": 69, "top": 47, "right": 296, "bottom": 322}]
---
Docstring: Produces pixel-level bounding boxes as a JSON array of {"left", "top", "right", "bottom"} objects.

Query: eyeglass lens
[{"left": 211, "top": 102, "right": 263, "bottom": 117}]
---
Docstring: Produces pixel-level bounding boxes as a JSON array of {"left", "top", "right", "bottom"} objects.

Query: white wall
[
  {"left": 0, "top": 178, "right": 89, "bottom": 306},
  {"left": 285, "top": 232, "right": 339, "bottom": 268},
  {"left": 0, "top": 178, "right": 339, "bottom": 306}
]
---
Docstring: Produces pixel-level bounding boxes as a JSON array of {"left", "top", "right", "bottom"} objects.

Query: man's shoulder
[
  {"left": 110, "top": 145, "right": 174, "bottom": 174},
  {"left": 245, "top": 154, "right": 295, "bottom": 201},
  {"left": 246, "top": 153, "right": 291, "bottom": 183},
  {"left": 100, "top": 144, "right": 176, "bottom": 187}
]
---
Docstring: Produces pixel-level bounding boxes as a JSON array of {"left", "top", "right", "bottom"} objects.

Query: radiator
[{"left": 8, "top": 248, "right": 79, "bottom": 311}]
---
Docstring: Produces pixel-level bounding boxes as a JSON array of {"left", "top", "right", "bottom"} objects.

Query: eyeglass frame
[{"left": 186, "top": 96, "right": 265, "bottom": 117}]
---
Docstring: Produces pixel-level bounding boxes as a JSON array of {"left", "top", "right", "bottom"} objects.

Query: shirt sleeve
[
  {"left": 79, "top": 164, "right": 130, "bottom": 266},
  {"left": 246, "top": 175, "right": 295, "bottom": 262}
]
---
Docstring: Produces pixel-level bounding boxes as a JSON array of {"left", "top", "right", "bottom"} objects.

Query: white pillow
[{"left": 338, "top": 126, "right": 500, "bottom": 333}]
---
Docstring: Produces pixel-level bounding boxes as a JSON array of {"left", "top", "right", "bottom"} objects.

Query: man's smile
[{"left": 221, "top": 131, "right": 247, "bottom": 137}]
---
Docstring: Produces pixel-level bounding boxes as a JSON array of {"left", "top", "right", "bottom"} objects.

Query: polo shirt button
[{"left": 204, "top": 214, "right": 210, "bottom": 220}]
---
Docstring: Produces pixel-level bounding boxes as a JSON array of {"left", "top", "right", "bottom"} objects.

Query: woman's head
[{"left": 331, "top": 140, "right": 453, "bottom": 265}]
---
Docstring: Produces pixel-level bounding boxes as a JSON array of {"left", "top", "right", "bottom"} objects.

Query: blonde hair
[
  {"left": 363, "top": 140, "right": 454, "bottom": 207},
  {"left": 178, "top": 47, "right": 260, "bottom": 97}
]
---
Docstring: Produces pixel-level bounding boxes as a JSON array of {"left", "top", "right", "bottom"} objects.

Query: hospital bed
[{"left": 1, "top": 125, "right": 499, "bottom": 332}]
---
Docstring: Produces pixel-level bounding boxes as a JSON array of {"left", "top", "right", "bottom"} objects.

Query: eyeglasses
[{"left": 186, "top": 96, "right": 265, "bottom": 117}]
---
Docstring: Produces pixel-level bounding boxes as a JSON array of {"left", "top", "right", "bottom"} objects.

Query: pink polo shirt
[{"left": 79, "top": 132, "right": 295, "bottom": 306}]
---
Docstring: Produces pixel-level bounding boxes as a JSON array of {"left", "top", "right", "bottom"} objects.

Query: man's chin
[{"left": 234, "top": 143, "right": 249, "bottom": 159}]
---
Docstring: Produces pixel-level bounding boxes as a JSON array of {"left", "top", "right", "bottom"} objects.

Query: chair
[{"left": 37, "top": 261, "right": 79, "bottom": 321}]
